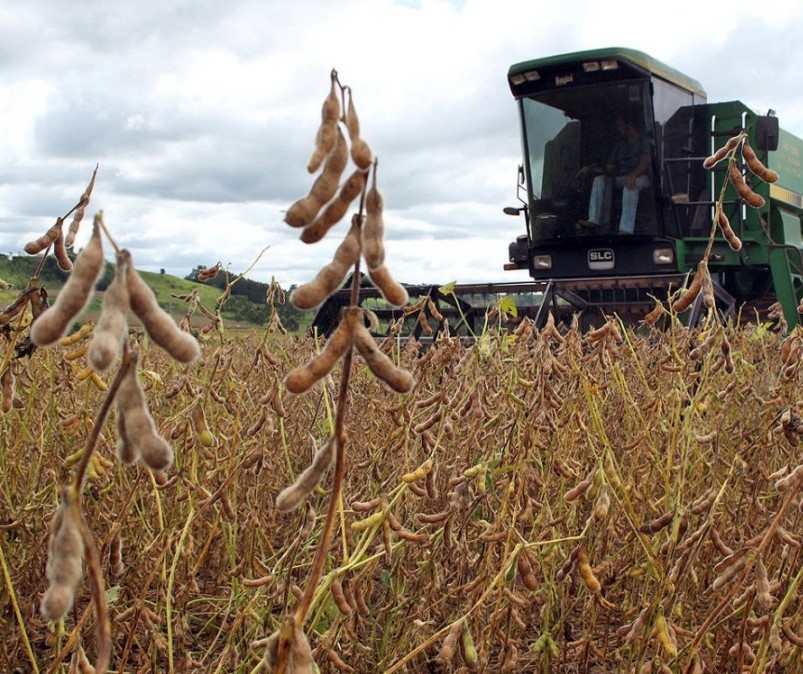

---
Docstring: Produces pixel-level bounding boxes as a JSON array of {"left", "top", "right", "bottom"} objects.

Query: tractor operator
[{"left": 576, "top": 113, "right": 651, "bottom": 235}]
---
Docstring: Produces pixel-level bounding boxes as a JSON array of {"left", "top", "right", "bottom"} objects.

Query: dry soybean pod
[
  {"left": 330, "top": 577, "right": 352, "bottom": 617},
  {"left": 439, "top": 620, "right": 464, "bottom": 662},
  {"left": 284, "top": 319, "right": 353, "bottom": 394},
  {"left": 290, "top": 219, "right": 362, "bottom": 310},
  {"left": 53, "top": 224, "right": 73, "bottom": 272},
  {"left": 301, "top": 169, "right": 367, "bottom": 244},
  {"left": 1, "top": 367, "right": 15, "bottom": 414},
  {"left": 639, "top": 510, "right": 674, "bottom": 535},
  {"left": 350, "top": 310, "right": 414, "bottom": 393},
  {"left": 703, "top": 134, "right": 741, "bottom": 169},
  {"left": 31, "top": 218, "right": 104, "bottom": 346},
  {"left": 367, "top": 264, "right": 408, "bottom": 308},
  {"left": 115, "top": 407, "right": 138, "bottom": 465},
  {"left": 24, "top": 219, "right": 62, "bottom": 255},
  {"left": 345, "top": 89, "right": 373, "bottom": 170},
  {"left": 65, "top": 164, "right": 98, "bottom": 248},
  {"left": 728, "top": 162, "right": 765, "bottom": 208},
  {"left": 117, "top": 351, "right": 173, "bottom": 471},
  {"left": 125, "top": 250, "right": 200, "bottom": 364},
  {"left": 671, "top": 267, "right": 703, "bottom": 314},
  {"left": 741, "top": 140, "right": 779, "bottom": 183},
  {"left": 517, "top": 547, "right": 538, "bottom": 591},
  {"left": 87, "top": 252, "right": 130, "bottom": 373},
  {"left": 307, "top": 76, "right": 341, "bottom": 174},
  {"left": 41, "top": 490, "right": 85, "bottom": 621},
  {"left": 576, "top": 543, "right": 601, "bottom": 594},
  {"left": 285, "top": 127, "right": 348, "bottom": 228},
  {"left": 362, "top": 167, "right": 385, "bottom": 270},
  {"left": 275, "top": 438, "right": 337, "bottom": 512},
  {"left": 716, "top": 209, "right": 743, "bottom": 251}
]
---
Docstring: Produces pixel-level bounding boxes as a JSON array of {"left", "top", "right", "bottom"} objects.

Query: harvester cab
[{"left": 505, "top": 47, "right": 803, "bottom": 329}]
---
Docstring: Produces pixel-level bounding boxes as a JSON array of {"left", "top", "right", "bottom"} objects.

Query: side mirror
[
  {"left": 756, "top": 114, "right": 779, "bottom": 152},
  {"left": 503, "top": 206, "right": 524, "bottom": 216}
]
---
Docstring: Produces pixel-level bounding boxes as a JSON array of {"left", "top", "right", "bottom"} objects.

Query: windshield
[{"left": 520, "top": 80, "right": 658, "bottom": 241}]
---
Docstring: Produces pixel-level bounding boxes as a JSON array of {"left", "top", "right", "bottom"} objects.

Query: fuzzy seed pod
[
  {"left": 41, "top": 492, "right": 85, "bottom": 621},
  {"left": 350, "top": 310, "right": 414, "bottom": 393},
  {"left": 1, "top": 367, "right": 14, "bottom": 414},
  {"left": 290, "top": 220, "right": 362, "bottom": 310},
  {"left": 402, "top": 458, "right": 433, "bottom": 484},
  {"left": 351, "top": 137, "right": 373, "bottom": 171},
  {"left": 125, "top": 251, "right": 200, "bottom": 364},
  {"left": 563, "top": 471, "right": 594, "bottom": 502},
  {"left": 742, "top": 141, "right": 779, "bottom": 183},
  {"left": 367, "top": 264, "right": 408, "bottom": 308},
  {"left": 352, "top": 510, "right": 385, "bottom": 531},
  {"left": 712, "top": 548, "right": 756, "bottom": 591},
  {"left": 65, "top": 166, "right": 98, "bottom": 249},
  {"left": 300, "top": 169, "right": 367, "bottom": 244},
  {"left": 87, "top": 252, "right": 130, "bottom": 373},
  {"left": 728, "top": 162, "right": 765, "bottom": 208},
  {"left": 275, "top": 438, "right": 336, "bottom": 512},
  {"left": 459, "top": 623, "right": 479, "bottom": 672},
  {"left": 115, "top": 408, "right": 138, "bottom": 465},
  {"left": 576, "top": 544, "right": 601, "bottom": 594},
  {"left": 306, "top": 79, "right": 341, "bottom": 174},
  {"left": 53, "top": 225, "right": 73, "bottom": 272},
  {"left": 362, "top": 176, "right": 385, "bottom": 270},
  {"left": 263, "top": 621, "right": 315, "bottom": 674},
  {"left": 639, "top": 510, "right": 674, "bottom": 535},
  {"left": 109, "top": 531, "right": 124, "bottom": 578},
  {"left": 284, "top": 319, "right": 353, "bottom": 394},
  {"left": 671, "top": 267, "right": 703, "bottom": 314},
  {"left": 775, "top": 464, "right": 803, "bottom": 492},
  {"left": 344, "top": 91, "right": 373, "bottom": 170},
  {"left": 330, "top": 578, "right": 352, "bottom": 616},
  {"left": 517, "top": 548, "right": 538, "bottom": 591},
  {"left": 352, "top": 497, "right": 381, "bottom": 512},
  {"left": 31, "top": 219, "right": 104, "bottom": 346},
  {"left": 654, "top": 613, "right": 678, "bottom": 658},
  {"left": 24, "top": 219, "right": 62, "bottom": 255},
  {"left": 703, "top": 135, "right": 741, "bottom": 169},
  {"left": 59, "top": 322, "right": 94, "bottom": 347},
  {"left": 286, "top": 128, "right": 349, "bottom": 228},
  {"left": 439, "top": 620, "right": 464, "bottom": 662},
  {"left": 690, "top": 487, "right": 716, "bottom": 514},
  {"left": 417, "top": 511, "right": 450, "bottom": 524},
  {"left": 594, "top": 487, "right": 611, "bottom": 520},
  {"left": 716, "top": 209, "right": 743, "bottom": 251},
  {"left": 195, "top": 266, "right": 222, "bottom": 287},
  {"left": 117, "top": 353, "right": 173, "bottom": 471},
  {"left": 191, "top": 403, "right": 215, "bottom": 448},
  {"left": 754, "top": 556, "right": 775, "bottom": 613}
]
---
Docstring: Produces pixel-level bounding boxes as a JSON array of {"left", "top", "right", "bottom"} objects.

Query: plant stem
[{"left": 292, "top": 261, "right": 362, "bottom": 630}]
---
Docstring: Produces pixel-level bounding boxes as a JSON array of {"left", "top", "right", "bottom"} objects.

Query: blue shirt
[{"left": 609, "top": 135, "right": 650, "bottom": 176}]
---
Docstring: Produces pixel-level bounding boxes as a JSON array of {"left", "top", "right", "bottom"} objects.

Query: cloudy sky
[{"left": 2, "top": 0, "right": 802, "bottom": 289}]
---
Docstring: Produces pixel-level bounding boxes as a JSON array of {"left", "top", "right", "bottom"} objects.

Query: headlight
[
  {"left": 653, "top": 248, "right": 674, "bottom": 264},
  {"left": 533, "top": 255, "right": 552, "bottom": 270}
]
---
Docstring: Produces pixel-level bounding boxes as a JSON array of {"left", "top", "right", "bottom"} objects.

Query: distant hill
[{"left": 0, "top": 254, "right": 311, "bottom": 331}]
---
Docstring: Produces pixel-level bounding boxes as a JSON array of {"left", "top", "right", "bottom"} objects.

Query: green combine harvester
[{"left": 313, "top": 47, "right": 803, "bottom": 335}]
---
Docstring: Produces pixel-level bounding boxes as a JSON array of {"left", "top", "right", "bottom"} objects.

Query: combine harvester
[{"left": 313, "top": 47, "right": 803, "bottom": 336}]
